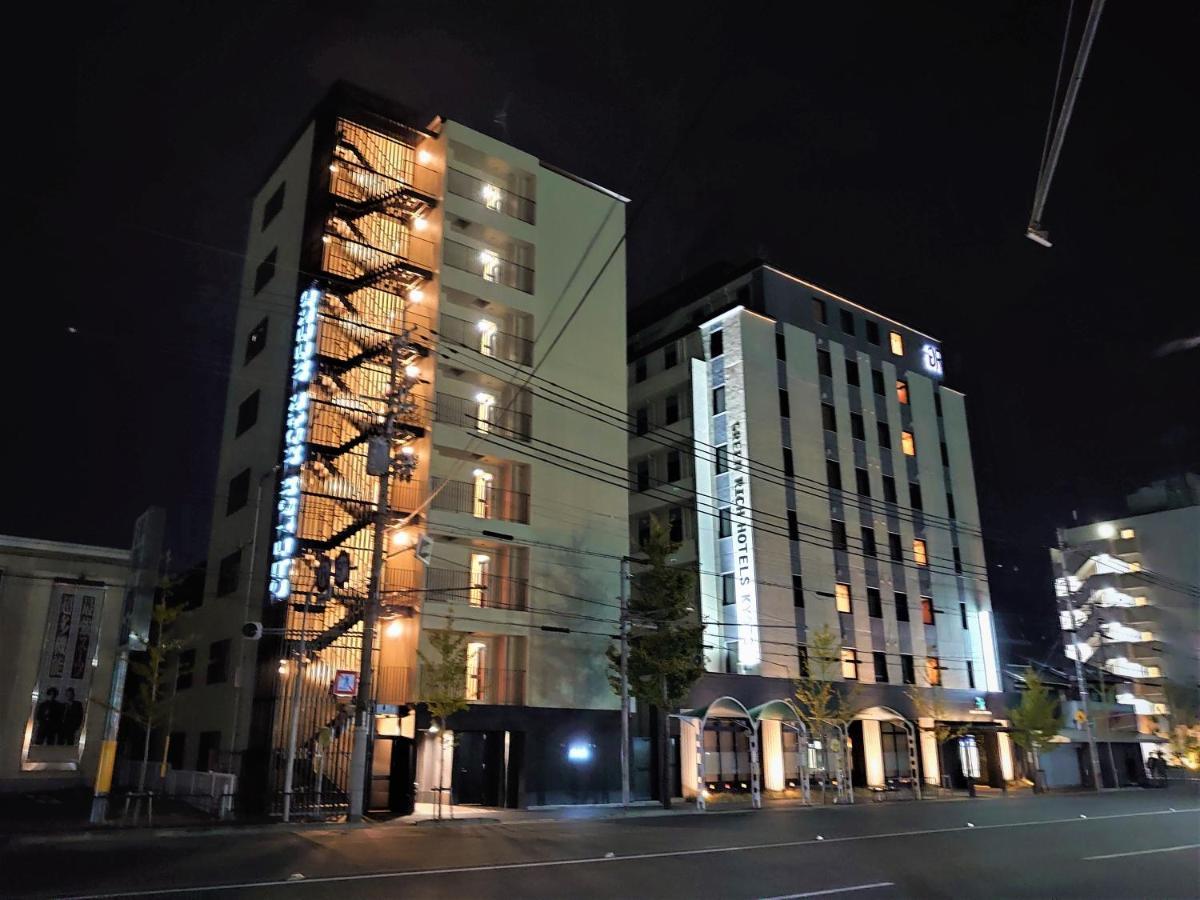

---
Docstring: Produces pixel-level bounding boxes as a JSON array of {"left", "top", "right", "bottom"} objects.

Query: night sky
[{"left": 10, "top": 3, "right": 1197, "bottom": 658}]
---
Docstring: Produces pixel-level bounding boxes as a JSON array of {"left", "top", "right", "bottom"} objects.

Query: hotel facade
[
  {"left": 180, "top": 84, "right": 628, "bottom": 812},
  {"left": 628, "top": 263, "right": 1014, "bottom": 800}
]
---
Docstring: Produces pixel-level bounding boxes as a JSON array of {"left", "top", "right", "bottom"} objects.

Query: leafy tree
[
  {"left": 907, "top": 683, "right": 972, "bottom": 790},
  {"left": 123, "top": 583, "right": 184, "bottom": 796},
  {"left": 418, "top": 614, "right": 469, "bottom": 819},
  {"left": 607, "top": 515, "right": 703, "bottom": 808},
  {"left": 1008, "top": 671, "right": 1064, "bottom": 790},
  {"left": 794, "top": 624, "right": 860, "bottom": 799},
  {"left": 1163, "top": 681, "right": 1200, "bottom": 769}
]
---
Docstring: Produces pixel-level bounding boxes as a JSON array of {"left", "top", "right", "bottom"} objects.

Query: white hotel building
[{"left": 628, "top": 263, "right": 1014, "bottom": 798}]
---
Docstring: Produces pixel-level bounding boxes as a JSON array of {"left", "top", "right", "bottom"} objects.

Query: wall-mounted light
[
  {"left": 412, "top": 216, "right": 428, "bottom": 231},
  {"left": 417, "top": 149, "right": 432, "bottom": 165},
  {"left": 392, "top": 530, "right": 412, "bottom": 548},
  {"left": 408, "top": 287, "right": 424, "bottom": 303},
  {"left": 405, "top": 363, "right": 421, "bottom": 380},
  {"left": 385, "top": 620, "right": 403, "bottom": 639},
  {"left": 1097, "top": 523, "right": 1116, "bottom": 539},
  {"left": 329, "top": 163, "right": 338, "bottom": 173},
  {"left": 567, "top": 742, "right": 592, "bottom": 763}
]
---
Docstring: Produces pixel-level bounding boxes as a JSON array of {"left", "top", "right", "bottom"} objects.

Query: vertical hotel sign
[{"left": 269, "top": 284, "right": 321, "bottom": 602}]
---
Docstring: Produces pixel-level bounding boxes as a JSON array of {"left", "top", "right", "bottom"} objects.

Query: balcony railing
[
  {"left": 438, "top": 311, "right": 533, "bottom": 366},
  {"left": 443, "top": 240, "right": 533, "bottom": 294},
  {"left": 425, "top": 567, "right": 528, "bottom": 610},
  {"left": 332, "top": 156, "right": 439, "bottom": 208},
  {"left": 467, "top": 668, "right": 526, "bottom": 705},
  {"left": 446, "top": 168, "right": 536, "bottom": 224},
  {"left": 434, "top": 392, "right": 531, "bottom": 441},
  {"left": 430, "top": 477, "right": 530, "bottom": 524},
  {"left": 324, "top": 231, "right": 437, "bottom": 285}
]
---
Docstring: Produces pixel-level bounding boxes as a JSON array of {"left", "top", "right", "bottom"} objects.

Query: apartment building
[
  {"left": 182, "top": 83, "right": 628, "bottom": 812},
  {"left": 1055, "top": 473, "right": 1200, "bottom": 765},
  {"left": 628, "top": 262, "right": 1014, "bottom": 800}
]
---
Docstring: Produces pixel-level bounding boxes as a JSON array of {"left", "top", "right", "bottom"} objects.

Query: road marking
[
  {"left": 760, "top": 882, "right": 894, "bottom": 899},
  {"left": 1084, "top": 843, "right": 1200, "bottom": 861},
  {"left": 59, "top": 807, "right": 1199, "bottom": 899}
]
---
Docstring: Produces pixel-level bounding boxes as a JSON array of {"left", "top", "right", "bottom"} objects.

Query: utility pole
[
  {"left": 619, "top": 556, "right": 631, "bottom": 809},
  {"left": 1094, "top": 618, "right": 1119, "bottom": 788},
  {"left": 281, "top": 593, "right": 313, "bottom": 823},
  {"left": 1056, "top": 528, "right": 1102, "bottom": 791}
]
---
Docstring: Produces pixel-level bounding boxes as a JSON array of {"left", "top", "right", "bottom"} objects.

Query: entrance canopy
[
  {"left": 680, "top": 695, "right": 754, "bottom": 729},
  {"left": 748, "top": 699, "right": 806, "bottom": 733}
]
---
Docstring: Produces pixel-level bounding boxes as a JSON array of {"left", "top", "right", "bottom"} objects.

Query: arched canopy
[
  {"left": 854, "top": 705, "right": 913, "bottom": 726},
  {"left": 748, "top": 699, "right": 807, "bottom": 735},
  {"left": 680, "top": 695, "right": 753, "bottom": 730}
]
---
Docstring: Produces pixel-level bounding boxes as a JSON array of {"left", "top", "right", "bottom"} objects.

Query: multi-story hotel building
[
  {"left": 181, "top": 83, "right": 628, "bottom": 812},
  {"left": 1055, "top": 474, "right": 1200, "bottom": 764},
  {"left": 628, "top": 263, "right": 1014, "bottom": 799}
]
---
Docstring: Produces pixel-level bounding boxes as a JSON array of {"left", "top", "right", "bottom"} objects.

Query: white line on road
[
  {"left": 1084, "top": 843, "right": 1200, "bottom": 861},
  {"left": 759, "top": 882, "right": 895, "bottom": 899},
  {"left": 60, "top": 807, "right": 1199, "bottom": 899}
]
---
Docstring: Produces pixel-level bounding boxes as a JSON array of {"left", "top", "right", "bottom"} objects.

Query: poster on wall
[{"left": 23, "top": 582, "right": 106, "bottom": 769}]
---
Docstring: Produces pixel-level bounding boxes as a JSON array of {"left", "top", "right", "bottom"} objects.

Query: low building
[{"left": 0, "top": 535, "right": 130, "bottom": 791}]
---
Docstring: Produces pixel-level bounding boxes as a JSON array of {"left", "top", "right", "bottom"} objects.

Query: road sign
[
  {"left": 332, "top": 670, "right": 359, "bottom": 697},
  {"left": 1074, "top": 709, "right": 1088, "bottom": 726}
]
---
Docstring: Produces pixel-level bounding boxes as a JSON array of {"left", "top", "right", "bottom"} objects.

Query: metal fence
[
  {"left": 430, "top": 477, "right": 530, "bottom": 523},
  {"left": 434, "top": 392, "right": 531, "bottom": 441},
  {"left": 443, "top": 239, "right": 534, "bottom": 293},
  {"left": 446, "top": 167, "right": 536, "bottom": 223},
  {"left": 438, "top": 311, "right": 533, "bottom": 366}
]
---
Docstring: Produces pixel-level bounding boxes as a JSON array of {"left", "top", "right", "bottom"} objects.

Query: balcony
[
  {"left": 434, "top": 391, "right": 531, "bottom": 441},
  {"left": 446, "top": 167, "right": 536, "bottom": 224},
  {"left": 466, "top": 668, "right": 526, "bottom": 705},
  {"left": 443, "top": 240, "right": 533, "bottom": 294},
  {"left": 331, "top": 156, "right": 438, "bottom": 213},
  {"left": 323, "top": 230, "right": 437, "bottom": 290},
  {"left": 438, "top": 311, "right": 533, "bottom": 367},
  {"left": 430, "top": 476, "right": 530, "bottom": 524},
  {"left": 425, "top": 566, "right": 528, "bottom": 611}
]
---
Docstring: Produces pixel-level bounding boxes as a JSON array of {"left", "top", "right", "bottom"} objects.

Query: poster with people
[{"left": 24, "top": 583, "right": 105, "bottom": 767}]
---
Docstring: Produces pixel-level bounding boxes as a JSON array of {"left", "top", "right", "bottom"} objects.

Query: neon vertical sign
[{"left": 269, "top": 284, "right": 321, "bottom": 602}]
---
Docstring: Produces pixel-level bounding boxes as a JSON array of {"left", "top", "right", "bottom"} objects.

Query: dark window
[
  {"left": 840, "top": 309, "right": 855, "bottom": 335},
  {"left": 776, "top": 332, "right": 787, "bottom": 361},
  {"left": 867, "top": 587, "right": 883, "bottom": 618},
  {"left": 953, "top": 546, "right": 963, "bottom": 574},
  {"left": 960, "top": 601, "right": 969, "bottom": 629},
  {"left": 793, "top": 573, "right": 804, "bottom": 608},
  {"left": 712, "top": 387, "right": 726, "bottom": 415},
  {"left": 940, "top": 441, "right": 950, "bottom": 467},
  {"left": 715, "top": 445, "right": 729, "bottom": 474},
  {"left": 635, "top": 408, "right": 648, "bottom": 435},
  {"left": 778, "top": 389, "right": 791, "bottom": 418},
  {"left": 216, "top": 549, "right": 241, "bottom": 597},
  {"left": 664, "top": 344, "right": 678, "bottom": 369},
  {"left": 235, "top": 391, "right": 260, "bottom": 436},
  {"left": 850, "top": 413, "right": 865, "bottom": 441},
  {"left": 935, "top": 393, "right": 943, "bottom": 418},
  {"left": 871, "top": 369, "right": 885, "bottom": 396},
  {"left": 910, "top": 483, "right": 924, "bottom": 511},
  {"left": 861, "top": 527, "right": 877, "bottom": 558},
  {"left": 637, "top": 516, "right": 651, "bottom": 548},
  {"left": 721, "top": 573, "right": 736, "bottom": 605},
  {"left": 889, "top": 532, "right": 903, "bottom": 561},
  {"left": 921, "top": 597, "right": 935, "bottom": 625},
  {"left": 718, "top": 508, "right": 732, "bottom": 538},
  {"left": 817, "top": 349, "right": 832, "bottom": 377},
  {"left": 254, "top": 248, "right": 277, "bottom": 295},
  {"left": 206, "top": 639, "right": 231, "bottom": 685},
  {"left": 709, "top": 330, "right": 724, "bottom": 357},
  {"left": 832, "top": 520, "right": 848, "bottom": 550},
  {"left": 667, "top": 451, "right": 682, "bottom": 483},
  {"left": 845, "top": 359, "right": 860, "bottom": 387},
  {"left": 874, "top": 651, "right": 889, "bottom": 682},
  {"left": 665, "top": 394, "right": 680, "bottom": 425},
  {"left": 634, "top": 357, "right": 647, "bottom": 383},
  {"left": 812, "top": 297, "right": 827, "bottom": 325},
  {"left": 895, "top": 591, "right": 909, "bottom": 622},
  {"left": 826, "top": 459, "right": 842, "bottom": 490},
  {"left": 877, "top": 422, "right": 891, "bottom": 449},
  {"left": 946, "top": 492, "right": 957, "bottom": 518},
  {"left": 668, "top": 507, "right": 683, "bottom": 542},
  {"left": 822, "top": 403, "right": 838, "bottom": 432},
  {"left": 262, "top": 182, "right": 285, "bottom": 230},
  {"left": 782, "top": 447, "right": 794, "bottom": 477},
  {"left": 176, "top": 649, "right": 196, "bottom": 691},
  {"left": 901, "top": 654, "right": 916, "bottom": 684},
  {"left": 226, "top": 469, "right": 251, "bottom": 515},
  {"left": 798, "top": 645, "right": 810, "bottom": 677},
  {"left": 967, "top": 660, "right": 976, "bottom": 689},
  {"left": 883, "top": 475, "right": 898, "bottom": 504},
  {"left": 787, "top": 509, "right": 800, "bottom": 541},
  {"left": 636, "top": 460, "right": 650, "bottom": 492},
  {"left": 865, "top": 321, "right": 880, "bottom": 345},
  {"left": 855, "top": 468, "right": 871, "bottom": 497},
  {"left": 196, "top": 731, "right": 221, "bottom": 772},
  {"left": 245, "top": 317, "right": 269, "bottom": 364}
]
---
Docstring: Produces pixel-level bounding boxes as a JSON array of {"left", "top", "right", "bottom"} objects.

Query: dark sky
[{"left": 9, "top": 2, "right": 1197, "bottom": 657}]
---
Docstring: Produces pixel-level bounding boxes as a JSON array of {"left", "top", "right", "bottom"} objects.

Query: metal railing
[
  {"left": 323, "top": 231, "right": 437, "bottom": 284},
  {"left": 446, "top": 168, "right": 536, "bottom": 224},
  {"left": 468, "top": 668, "right": 526, "bottom": 705},
  {"left": 430, "top": 477, "right": 530, "bottom": 524},
  {"left": 332, "top": 155, "right": 439, "bottom": 207},
  {"left": 434, "top": 392, "right": 531, "bottom": 441},
  {"left": 425, "top": 566, "right": 528, "bottom": 610},
  {"left": 443, "top": 240, "right": 534, "bottom": 293},
  {"left": 438, "top": 311, "right": 533, "bottom": 366}
]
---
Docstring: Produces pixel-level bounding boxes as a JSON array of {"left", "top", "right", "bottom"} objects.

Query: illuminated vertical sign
[
  {"left": 921, "top": 343, "right": 943, "bottom": 376},
  {"left": 269, "top": 285, "right": 321, "bottom": 602}
]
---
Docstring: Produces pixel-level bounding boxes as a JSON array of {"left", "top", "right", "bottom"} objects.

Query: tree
[
  {"left": 1008, "top": 671, "right": 1064, "bottom": 791},
  {"left": 1163, "top": 681, "right": 1200, "bottom": 769},
  {"left": 907, "top": 683, "right": 972, "bottom": 791},
  {"left": 607, "top": 515, "right": 703, "bottom": 808},
  {"left": 418, "top": 614, "right": 470, "bottom": 819},
  {"left": 793, "top": 624, "right": 860, "bottom": 800}
]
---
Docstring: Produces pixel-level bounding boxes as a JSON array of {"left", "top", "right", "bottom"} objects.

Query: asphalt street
[{"left": 3, "top": 788, "right": 1197, "bottom": 899}]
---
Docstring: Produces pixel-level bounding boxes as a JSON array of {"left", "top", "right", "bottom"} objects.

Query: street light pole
[
  {"left": 619, "top": 556, "right": 631, "bottom": 809},
  {"left": 1056, "top": 528, "right": 1103, "bottom": 792}
]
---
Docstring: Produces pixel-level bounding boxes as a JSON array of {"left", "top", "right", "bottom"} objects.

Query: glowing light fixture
[
  {"left": 428, "top": 722, "right": 440, "bottom": 734},
  {"left": 417, "top": 149, "right": 432, "bottom": 165},
  {"left": 412, "top": 216, "right": 428, "bottom": 231},
  {"left": 1120, "top": 528, "right": 1135, "bottom": 539},
  {"left": 392, "top": 530, "right": 412, "bottom": 548},
  {"left": 567, "top": 742, "right": 592, "bottom": 763},
  {"left": 329, "top": 163, "right": 338, "bottom": 173},
  {"left": 1097, "top": 522, "right": 1116, "bottom": 539},
  {"left": 405, "top": 363, "right": 421, "bottom": 380},
  {"left": 385, "top": 620, "right": 403, "bottom": 639},
  {"left": 408, "top": 287, "right": 424, "bottom": 303}
]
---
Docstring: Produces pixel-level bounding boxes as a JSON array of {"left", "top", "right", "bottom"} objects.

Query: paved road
[{"left": 3, "top": 788, "right": 1197, "bottom": 899}]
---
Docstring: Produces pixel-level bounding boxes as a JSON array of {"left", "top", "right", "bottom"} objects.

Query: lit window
[
  {"left": 479, "top": 249, "right": 500, "bottom": 282},
  {"left": 913, "top": 539, "right": 928, "bottom": 566},
  {"left": 901, "top": 431, "right": 916, "bottom": 456},
  {"left": 481, "top": 182, "right": 502, "bottom": 211},
  {"left": 469, "top": 553, "right": 490, "bottom": 607},
  {"left": 466, "top": 642, "right": 487, "bottom": 700},
  {"left": 1129, "top": 561, "right": 1142, "bottom": 572},
  {"left": 889, "top": 332, "right": 904, "bottom": 355},
  {"left": 926, "top": 656, "right": 941, "bottom": 686},
  {"left": 841, "top": 649, "right": 859, "bottom": 680},
  {"left": 1135, "top": 595, "right": 1149, "bottom": 607},
  {"left": 1120, "top": 528, "right": 1136, "bottom": 539},
  {"left": 472, "top": 468, "right": 494, "bottom": 518},
  {"left": 921, "top": 596, "right": 934, "bottom": 625},
  {"left": 475, "top": 392, "right": 496, "bottom": 433},
  {"left": 896, "top": 380, "right": 909, "bottom": 405},
  {"left": 1147, "top": 666, "right": 1161, "bottom": 678},
  {"left": 1153, "top": 703, "right": 1168, "bottom": 715},
  {"left": 835, "top": 583, "right": 852, "bottom": 613},
  {"left": 477, "top": 319, "right": 498, "bottom": 356},
  {"left": 1141, "top": 631, "right": 1154, "bottom": 642}
]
